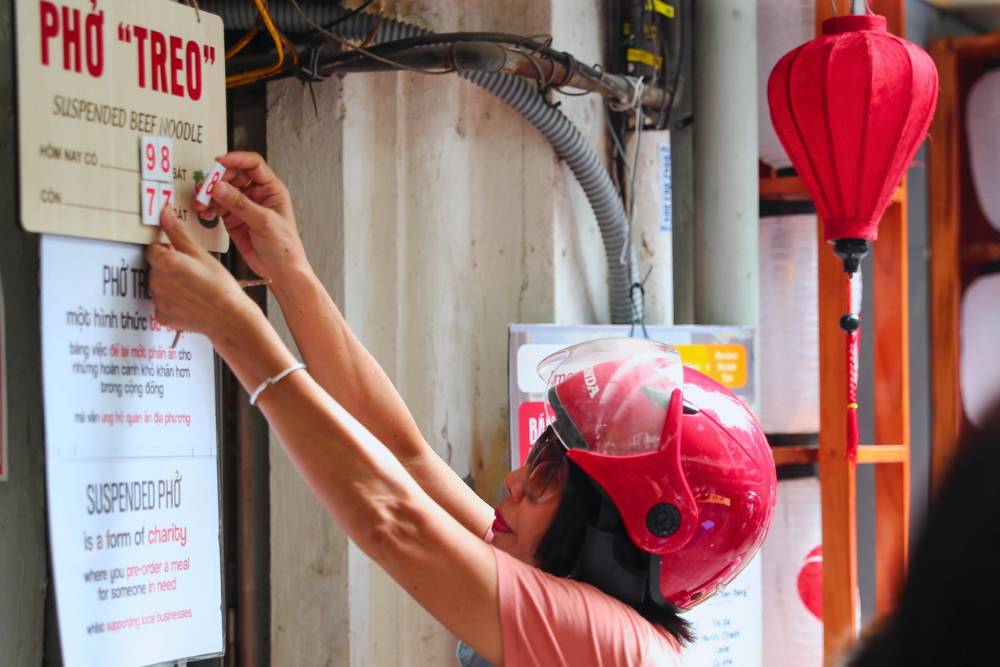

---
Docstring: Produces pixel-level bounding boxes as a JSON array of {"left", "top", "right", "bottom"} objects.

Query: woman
[{"left": 146, "top": 152, "right": 776, "bottom": 666}]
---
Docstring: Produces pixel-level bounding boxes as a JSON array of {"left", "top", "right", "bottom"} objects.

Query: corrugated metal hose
[{"left": 201, "top": 1, "right": 640, "bottom": 324}]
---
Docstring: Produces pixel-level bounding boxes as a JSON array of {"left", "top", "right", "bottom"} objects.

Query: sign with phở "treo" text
[{"left": 16, "top": 0, "right": 229, "bottom": 251}]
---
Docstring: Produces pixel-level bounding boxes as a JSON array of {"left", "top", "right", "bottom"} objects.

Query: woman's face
[{"left": 491, "top": 435, "right": 568, "bottom": 565}]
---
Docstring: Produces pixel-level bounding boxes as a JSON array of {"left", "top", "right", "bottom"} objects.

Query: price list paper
[{"left": 41, "top": 235, "right": 223, "bottom": 666}]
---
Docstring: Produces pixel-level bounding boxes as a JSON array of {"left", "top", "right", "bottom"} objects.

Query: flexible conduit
[{"left": 203, "top": 1, "right": 639, "bottom": 324}]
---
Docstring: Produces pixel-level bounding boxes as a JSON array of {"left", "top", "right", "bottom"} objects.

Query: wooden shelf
[
  {"left": 771, "top": 444, "right": 906, "bottom": 466},
  {"left": 759, "top": 175, "right": 810, "bottom": 199},
  {"left": 961, "top": 241, "right": 1000, "bottom": 265},
  {"left": 759, "top": 175, "right": 906, "bottom": 205},
  {"left": 935, "top": 31, "right": 1000, "bottom": 58},
  {"left": 929, "top": 34, "right": 1000, "bottom": 492},
  {"left": 771, "top": 444, "right": 817, "bottom": 465}
]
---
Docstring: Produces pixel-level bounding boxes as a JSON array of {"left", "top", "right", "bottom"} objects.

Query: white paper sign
[
  {"left": 680, "top": 555, "right": 763, "bottom": 667},
  {"left": 41, "top": 235, "right": 223, "bottom": 666},
  {"left": 761, "top": 477, "right": 823, "bottom": 667}
]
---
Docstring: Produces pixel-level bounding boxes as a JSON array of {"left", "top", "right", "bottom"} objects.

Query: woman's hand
[
  {"left": 146, "top": 205, "right": 258, "bottom": 341},
  {"left": 195, "top": 151, "right": 308, "bottom": 282}
]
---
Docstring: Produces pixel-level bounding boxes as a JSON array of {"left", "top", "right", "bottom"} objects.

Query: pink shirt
[{"left": 492, "top": 547, "right": 682, "bottom": 667}]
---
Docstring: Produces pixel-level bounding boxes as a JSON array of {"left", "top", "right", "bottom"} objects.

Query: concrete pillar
[
  {"left": 266, "top": 79, "right": 352, "bottom": 666},
  {"left": 692, "top": 0, "right": 759, "bottom": 327}
]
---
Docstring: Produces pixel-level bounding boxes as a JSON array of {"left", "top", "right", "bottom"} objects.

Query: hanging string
[
  {"left": 628, "top": 266, "right": 653, "bottom": 340},
  {"left": 184, "top": 0, "right": 201, "bottom": 22},
  {"left": 619, "top": 77, "right": 645, "bottom": 270}
]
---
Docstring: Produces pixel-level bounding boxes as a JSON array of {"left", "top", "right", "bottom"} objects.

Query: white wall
[{"left": 266, "top": 1, "right": 609, "bottom": 663}]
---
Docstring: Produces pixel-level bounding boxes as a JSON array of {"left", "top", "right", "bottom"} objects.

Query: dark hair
[
  {"left": 534, "top": 459, "right": 695, "bottom": 645},
  {"left": 847, "top": 401, "right": 1000, "bottom": 666}
]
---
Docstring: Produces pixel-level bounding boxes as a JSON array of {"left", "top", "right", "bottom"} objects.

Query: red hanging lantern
[{"left": 767, "top": 14, "right": 938, "bottom": 462}]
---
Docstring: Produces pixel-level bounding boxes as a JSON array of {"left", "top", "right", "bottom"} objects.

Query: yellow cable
[
  {"left": 226, "top": 24, "right": 260, "bottom": 61},
  {"left": 226, "top": 0, "right": 290, "bottom": 88}
]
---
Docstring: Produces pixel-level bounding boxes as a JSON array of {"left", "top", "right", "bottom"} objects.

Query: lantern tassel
[
  {"left": 846, "top": 327, "right": 860, "bottom": 464},
  {"left": 840, "top": 272, "right": 862, "bottom": 465}
]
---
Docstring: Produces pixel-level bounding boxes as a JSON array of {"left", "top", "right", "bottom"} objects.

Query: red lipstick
[{"left": 492, "top": 508, "right": 513, "bottom": 534}]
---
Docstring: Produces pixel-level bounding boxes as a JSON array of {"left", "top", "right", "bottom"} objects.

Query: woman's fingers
[
  {"left": 209, "top": 181, "right": 272, "bottom": 232},
  {"left": 194, "top": 166, "right": 252, "bottom": 220},
  {"left": 145, "top": 241, "right": 170, "bottom": 266},
  {"left": 216, "top": 151, "right": 282, "bottom": 189},
  {"left": 159, "top": 204, "right": 202, "bottom": 257}
]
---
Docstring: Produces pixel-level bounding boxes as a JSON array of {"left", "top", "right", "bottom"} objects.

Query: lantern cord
[{"left": 845, "top": 273, "right": 860, "bottom": 464}]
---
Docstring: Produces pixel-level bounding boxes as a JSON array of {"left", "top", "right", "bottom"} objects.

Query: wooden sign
[{"left": 15, "top": 0, "right": 228, "bottom": 251}]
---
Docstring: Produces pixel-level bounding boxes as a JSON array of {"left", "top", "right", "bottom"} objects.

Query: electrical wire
[
  {"left": 307, "top": 30, "right": 654, "bottom": 107},
  {"left": 227, "top": 13, "right": 664, "bottom": 111},
  {"left": 657, "top": 0, "right": 684, "bottom": 130},
  {"left": 319, "top": 0, "right": 377, "bottom": 31},
  {"left": 287, "top": 0, "right": 455, "bottom": 75},
  {"left": 606, "top": 110, "right": 632, "bottom": 178},
  {"left": 619, "top": 77, "right": 645, "bottom": 268},
  {"left": 208, "top": 0, "right": 641, "bottom": 323},
  {"left": 320, "top": 32, "right": 558, "bottom": 70},
  {"left": 226, "top": 23, "right": 260, "bottom": 60}
]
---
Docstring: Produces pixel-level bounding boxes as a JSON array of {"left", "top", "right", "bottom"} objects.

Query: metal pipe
[
  {"left": 692, "top": 0, "right": 759, "bottom": 328},
  {"left": 308, "top": 32, "right": 670, "bottom": 111},
  {"left": 309, "top": 42, "right": 668, "bottom": 109}
]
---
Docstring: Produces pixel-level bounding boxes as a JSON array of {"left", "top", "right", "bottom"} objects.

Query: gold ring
[{"left": 240, "top": 178, "right": 254, "bottom": 192}]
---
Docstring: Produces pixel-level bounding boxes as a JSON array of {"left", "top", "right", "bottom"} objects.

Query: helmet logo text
[{"left": 583, "top": 366, "right": 600, "bottom": 398}]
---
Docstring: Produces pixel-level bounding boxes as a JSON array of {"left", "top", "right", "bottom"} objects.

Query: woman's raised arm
[
  {"left": 194, "top": 152, "right": 493, "bottom": 537},
  {"left": 145, "top": 211, "right": 505, "bottom": 664}
]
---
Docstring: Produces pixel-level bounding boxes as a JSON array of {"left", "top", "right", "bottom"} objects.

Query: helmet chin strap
[{"left": 570, "top": 494, "right": 652, "bottom": 608}]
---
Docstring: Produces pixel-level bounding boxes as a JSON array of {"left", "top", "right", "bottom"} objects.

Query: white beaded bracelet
[{"left": 249, "top": 362, "right": 306, "bottom": 406}]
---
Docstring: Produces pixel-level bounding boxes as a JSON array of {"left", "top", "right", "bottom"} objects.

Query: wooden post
[
  {"left": 872, "top": 199, "right": 911, "bottom": 615},
  {"left": 810, "top": 2, "right": 908, "bottom": 657},
  {"left": 817, "top": 219, "right": 859, "bottom": 656},
  {"left": 928, "top": 42, "right": 962, "bottom": 492}
]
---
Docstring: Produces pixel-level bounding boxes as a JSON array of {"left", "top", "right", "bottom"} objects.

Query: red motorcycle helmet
[{"left": 538, "top": 338, "right": 777, "bottom": 609}]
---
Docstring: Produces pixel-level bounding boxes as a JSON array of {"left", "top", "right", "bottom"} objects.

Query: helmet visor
[{"left": 538, "top": 338, "right": 684, "bottom": 456}]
